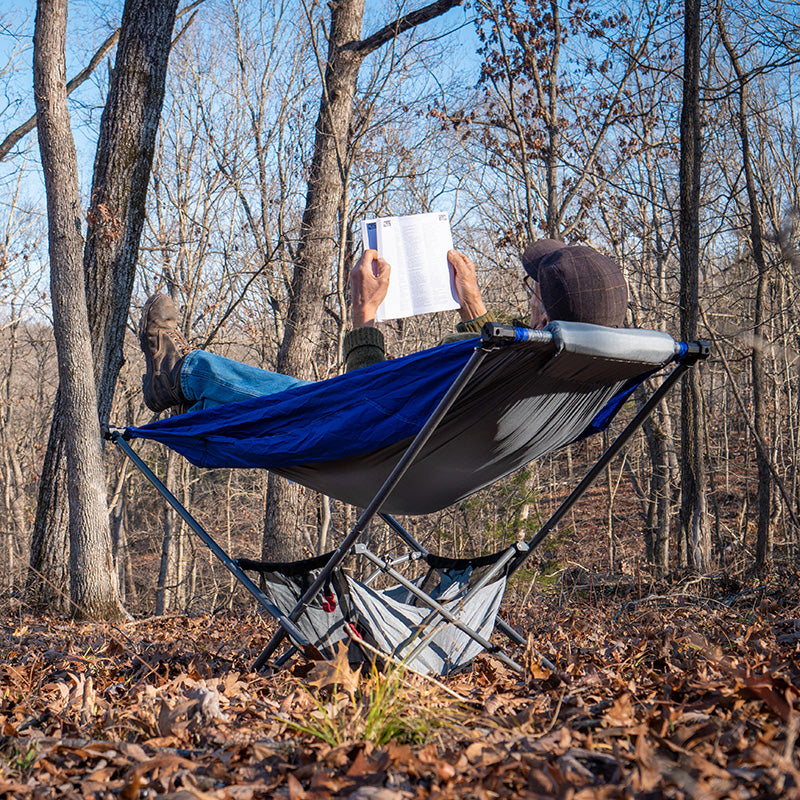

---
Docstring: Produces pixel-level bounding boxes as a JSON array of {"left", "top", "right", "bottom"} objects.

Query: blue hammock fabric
[
  {"left": 127, "top": 338, "right": 482, "bottom": 470},
  {"left": 127, "top": 335, "right": 643, "bottom": 467}
]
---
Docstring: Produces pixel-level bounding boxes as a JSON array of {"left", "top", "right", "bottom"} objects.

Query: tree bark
[
  {"left": 716, "top": 4, "right": 772, "bottom": 570},
  {"left": 33, "top": 0, "right": 123, "bottom": 619},
  {"left": 641, "top": 409, "right": 672, "bottom": 576},
  {"left": 275, "top": 0, "right": 367, "bottom": 382},
  {"left": 263, "top": 0, "right": 366, "bottom": 561},
  {"left": 29, "top": 0, "right": 179, "bottom": 615},
  {"left": 27, "top": 391, "right": 70, "bottom": 610},
  {"left": 544, "top": 0, "right": 561, "bottom": 239},
  {"left": 263, "top": 0, "right": 462, "bottom": 559},
  {"left": 85, "top": 0, "right": 180, "bottom": 421},
  {"left": 156, "top": 450, "right": 180, "bottom": 614},
  {"left": 678, "top": 0, "right": 708, "bottom": 573}
]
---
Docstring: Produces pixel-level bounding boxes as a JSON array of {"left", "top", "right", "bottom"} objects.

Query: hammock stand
[{"left": 105, "top": 321, "right": 708, "bottom": 676}]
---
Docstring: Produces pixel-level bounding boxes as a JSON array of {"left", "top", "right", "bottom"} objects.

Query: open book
[{"left": 361, "top": 212, "right": 460, "bottom": 322}]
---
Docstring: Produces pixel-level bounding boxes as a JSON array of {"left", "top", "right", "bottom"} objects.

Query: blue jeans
[{"left": 180, "top": 351, "right": 311, "bottom": 412}]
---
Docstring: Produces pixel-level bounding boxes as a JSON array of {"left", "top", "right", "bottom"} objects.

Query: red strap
[{"left": 321, "top": 593, "right": 337, "bottom": 613}]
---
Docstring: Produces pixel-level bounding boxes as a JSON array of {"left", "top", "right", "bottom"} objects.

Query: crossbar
[{"left": 353, "top": 544, "right": 525, "bottom": 674}]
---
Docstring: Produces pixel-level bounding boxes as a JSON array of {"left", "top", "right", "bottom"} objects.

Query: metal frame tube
[
  {"left": 379, "top": 513, "right": 428, "bottom": 553},
  {"left": 106, "top": 430, "right": 310, "bottom": 648},
  {"left": 111, "top": 336, "right": 707, "bottom": 673}
]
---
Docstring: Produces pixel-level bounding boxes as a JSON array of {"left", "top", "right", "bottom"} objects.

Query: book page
[{"left": 361, "top": 212, "right": 459, "bottom": 322}]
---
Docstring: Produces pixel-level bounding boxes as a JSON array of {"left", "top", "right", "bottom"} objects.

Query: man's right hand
[
  {"left": 350, "top": 249, "right": 391, "bottom": 328},
  {"left": 448, "top": 249, "right": 487, "bottom": 322}
]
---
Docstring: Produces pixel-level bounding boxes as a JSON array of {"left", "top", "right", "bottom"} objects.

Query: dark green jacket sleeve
[
  {"left": 343, "top": 326, "right": 386, "bottom": 371},
  {"left": 454, "top": 311, "right": 497, "bottom": 335}
]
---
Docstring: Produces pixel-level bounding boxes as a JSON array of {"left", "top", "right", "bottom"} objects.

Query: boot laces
[{"left": 164, "top": 326, "right": 193, "bottom": 358}]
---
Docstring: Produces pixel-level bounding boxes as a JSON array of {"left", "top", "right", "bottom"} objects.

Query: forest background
[{"left": 0, "top": 0, "right": 799, "bottom": 620}]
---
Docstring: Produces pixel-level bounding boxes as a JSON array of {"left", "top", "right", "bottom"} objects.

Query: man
[{"left": 139, "top": 240, "right": 627, "bottom": 413}]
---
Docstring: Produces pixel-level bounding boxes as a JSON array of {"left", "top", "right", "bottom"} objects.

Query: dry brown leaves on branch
[{"left": 1, "top": 582, "right": 800, "bottom": 799}]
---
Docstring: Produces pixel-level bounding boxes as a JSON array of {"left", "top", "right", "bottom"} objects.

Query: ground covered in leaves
[{"left": 2, "top": 580, "right": 800, "bottom": 799}]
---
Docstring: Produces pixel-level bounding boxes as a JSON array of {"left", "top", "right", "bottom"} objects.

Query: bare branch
[
  {"left": 353, "top": 0, "right": 463, "bottom": 58},
  {"left": 0, "top": 28, "right": 120, "bottom": 162},
  {"left": 0, "top": 0, "right": 205, "bottom": 162}
]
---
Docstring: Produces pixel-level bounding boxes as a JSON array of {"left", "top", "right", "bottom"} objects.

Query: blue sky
[{"left": 0, "top": 1, "right": 480, "bottom": 208}]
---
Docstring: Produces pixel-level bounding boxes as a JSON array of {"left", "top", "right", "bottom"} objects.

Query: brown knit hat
[{"left": 521, "top": 241, "right": 628, "bottom": 327}]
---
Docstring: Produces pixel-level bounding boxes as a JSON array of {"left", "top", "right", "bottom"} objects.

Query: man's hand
[
  {"left": 350, "top": 249, "right": 391, "bottom": 328},
  {"left": 448, "top": 249, "right": 487, "bottom": 322}
]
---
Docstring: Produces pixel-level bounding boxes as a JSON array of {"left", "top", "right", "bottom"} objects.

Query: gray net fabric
[
  {"left": 257, "top": 569, "right": 350, "bottom": 660},
  {"left": 255, "top": 561, "right": 507, "bottom": 675},
  {"left": 344, "top": 574, "right": 506, "bottom": 675},
  {"left": 263, "top": 570, "right": 506, "bottom": 675}
]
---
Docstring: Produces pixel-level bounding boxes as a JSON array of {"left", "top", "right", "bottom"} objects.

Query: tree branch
[
  {"left": 0, "top": 0, "right": 205, "bottom": 162},
  {"left": 352, "top": 0, "right": 463, "bottom": 59},
  {"left": 0, "top": 27, "right": 120, "bottom": 161}
]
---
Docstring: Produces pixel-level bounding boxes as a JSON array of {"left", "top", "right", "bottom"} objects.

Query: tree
[
  {"left": 716, "top": 4, "right": 771, "bottom": 569},
  {"left": 0, "top": 27, "right": 121, "bottom": 162},
  {"left": 29, "top": 0, "right": 180, "bottom": 617},
  {"left": 678, "top": 0, "right": 708, "bottom": 572},
  {"left": 33, "top": 0, "right": 121, "bottom": 618},
  {"left": 0, "top": 179, "right": 49, "bottom": 588},
  {"left": 263, "top": 0, "right": 463, "bottom": 560},
  {"left": 450, "top": 0, "right": 662, "bottom": 251}
]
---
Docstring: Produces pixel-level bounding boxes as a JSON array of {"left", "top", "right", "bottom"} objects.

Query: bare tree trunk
[
  {"left": 641, "top": 409, "right": 671, "bottom": 576},
  {"left": 544, "top": 0, "right": 561, "bottom": 239},
  {"left": 28, "top": 391, "right": 70, "bottom": 609},
  {"left": 156, "top": 450, "right": 179, "bottom": 615},
  {"left": 33, "top": 0, "right": 123, "bottom": 619},
  {"left": 717, "top": 4, "right": 772, "bottom": 570},
  {"left": 263, "top": 0, "right": 462, "bottom": 560},
  {"left": 678, "top": 0, "right": 708, "bottom": 573},
  {"left": 85, "top": 0, "right": 180, "bottom": 419},
  {"left": 265, "top": 0, "right": 365, "bottom": 561},
  {"left": 28, "top": 0, "right": 179, "bottom": 612},
  {"left": 0, "top": 321, "right": 29, "bottom": 590}
]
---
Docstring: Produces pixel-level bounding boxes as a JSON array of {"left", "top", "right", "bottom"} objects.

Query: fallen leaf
[{"left": 306, "top": 643, "right": 362, "bottom": 697}]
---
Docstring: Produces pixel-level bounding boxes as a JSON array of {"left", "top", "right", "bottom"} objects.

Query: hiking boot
[{"left": 139, "top": 294, "right": 192, "bottom": 412}]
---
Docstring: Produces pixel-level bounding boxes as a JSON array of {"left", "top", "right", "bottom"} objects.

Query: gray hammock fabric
[
  {"left": 256, "top": 570, "right": 350, "bottom": 657},
  {"left": 278, "top": 323, "right": 679, "bottom": 514}
]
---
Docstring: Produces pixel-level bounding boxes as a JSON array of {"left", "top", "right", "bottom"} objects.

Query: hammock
[
  {"left": 107, "top": 321, "right": 709, "bottom": 674},
  {"left": 124, "top": 322, "right": 682, "bottom": 514}
]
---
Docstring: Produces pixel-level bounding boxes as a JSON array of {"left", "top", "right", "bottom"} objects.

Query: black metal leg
[
  {"left": 106, "top": 430, "right": 310, "bottom": 650},
  {"left": 514, "top": 359, "right": 693, "bottom": 571}
]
